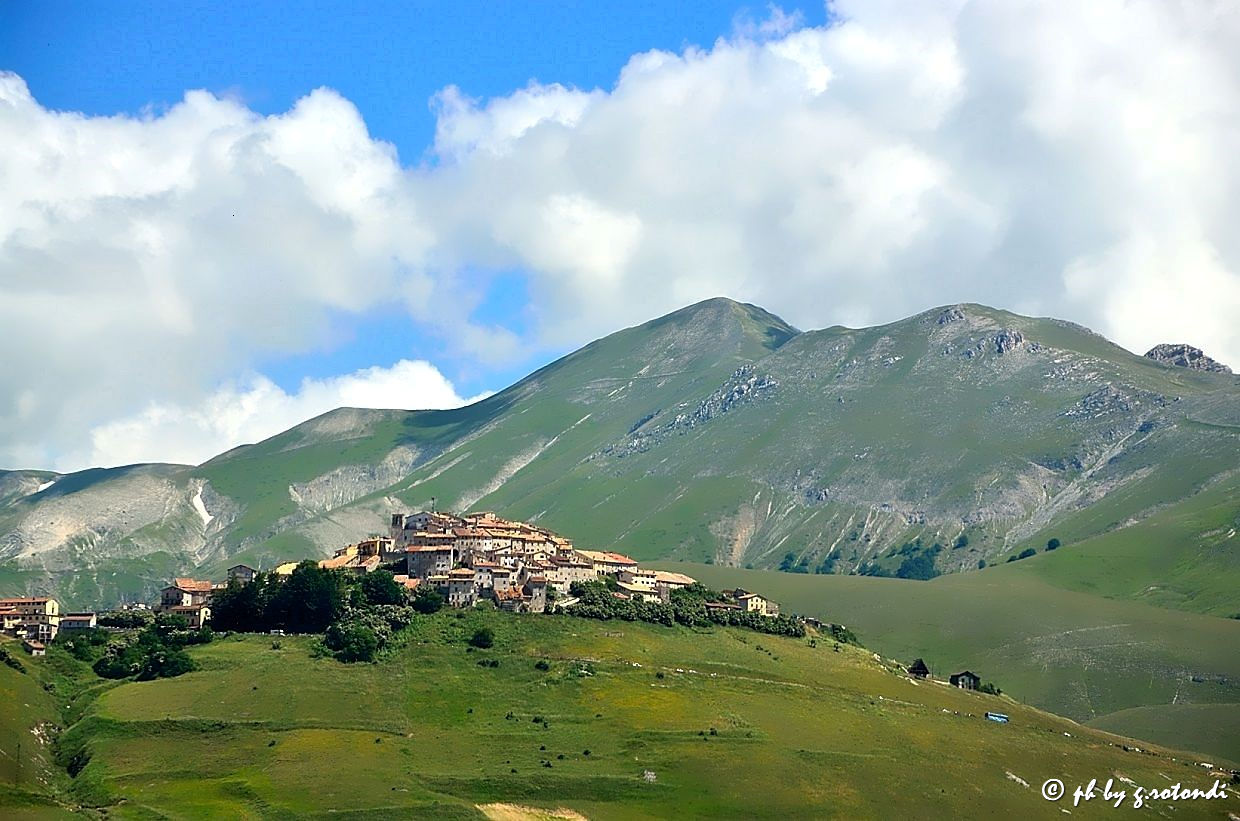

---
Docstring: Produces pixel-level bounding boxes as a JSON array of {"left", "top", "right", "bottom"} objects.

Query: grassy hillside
[
  {"left": 661, "top": 563, "right": 1240, "bottom": 763},
  {"left": 1009, "top": 473, "right": 1240, "bottom": 615},
  {"left": 0, "top": 639, "right": 74, "bottom": 818},
  {"left": 8, "top": 614, "right": 1237, "bottom": 819}
]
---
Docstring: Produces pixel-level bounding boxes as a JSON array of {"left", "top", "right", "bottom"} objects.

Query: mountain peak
[
  {"left": 1144, "top": 343, "right": 1232, "bottom": 374},
  {"left": 643, "top": 297, "right": 799, "bottom": 352}
]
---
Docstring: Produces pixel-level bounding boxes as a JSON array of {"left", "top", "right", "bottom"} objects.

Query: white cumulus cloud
[
  {"left": 3, "top": 0, "right": 1240, "bottom": 471},
  {"left": 78, "top": 360, "right": 489, "bottom": 470}
]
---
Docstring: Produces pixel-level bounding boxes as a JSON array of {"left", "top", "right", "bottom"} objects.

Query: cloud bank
[
  {"left": 3, "top": 0, "right": 1239, "bottom": 470},
  {"left": 83, "top": 360, "right": 489, "bottom": 469}
]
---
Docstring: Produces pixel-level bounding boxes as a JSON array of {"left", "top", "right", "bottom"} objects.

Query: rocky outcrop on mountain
[
  {"left": 1062, "top": 384, "right": 1168, "bottom": 420},
  {"left": 993, "top": 329, "right": 1025, "bottom": 354},
  {"left": 288, "top": 445, "right": 421, "bottom": 514},
  {"left": 937, "top": 306, "right": 966, "bottom": 324},
  {"left": 688, "top": 365, "right": 777, "bottom": 423},
  {"left": 601, "top": 365, "right": 778, "bottom": 458},
  {"left": 1144, "top": 344, "right": 1232, "bottom": 374},
  {"left": 957, "top": 329, "right": 1030, "bottom": 358}
]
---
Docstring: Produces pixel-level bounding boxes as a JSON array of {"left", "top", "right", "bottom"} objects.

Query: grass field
[
  {"left": 657, "top": 563, "right": 1240, "bottom": 764},
  {"left": 3, "top": 614, "right": 1237, "bottom": 819}
]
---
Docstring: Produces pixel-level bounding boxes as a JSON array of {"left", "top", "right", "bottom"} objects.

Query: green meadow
[
  {"left": 661, "top": 562, "right": 1240, "bottom": 763},
  {"left": 3, "top": 611, "right": 1237, "bottom": 819}
]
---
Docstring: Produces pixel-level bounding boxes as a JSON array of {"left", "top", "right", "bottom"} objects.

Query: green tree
[
  {"left": 137, "top": 644, "right": 196, "bottom": 680},
  {"left": 895, "top": 552, "right": 940, "bottom": 580},
  {"left": 360, "top": 570, "right": 406, "bottom": 606},
  {"left": 411, "top": 587, "right": 444, "bottom": 614},
  {"left": 153, "top": 612, "right": 190, "bottom": 638},
  {"left": 97, "top": 609, "right": 154, "bottom": 628},
  {"left": 469, "top": 627, "right": 495, "bottom": 649},
  {"left": 1046, "top": 538, "right": 1061, "bottom": 550},
  {"left": 326, "top": 622, "right": 379, "bottom": 662},
  {"left": 270, "top": 561, "right": 347, "bottom": 632},
  {"left": 209, "top": 576, "right": 269, "bottom": 632}
]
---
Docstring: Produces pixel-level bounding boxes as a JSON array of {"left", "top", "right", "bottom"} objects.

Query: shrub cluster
[
  {"left": 322, "top": 604, "right": 417, "bottom": 663},
  {"left": 56, "top": 627, "right": 111, "bottom": 662},
  {"left": 562, "top": 581, "right": 805, "bottom": 637},
  {"left": 859, "top": 539, "right": 943, "bottom": 580},
  {"left": 97, "top": 609, "right": 154, "bottom": 629},
  {"left": 0, "top": 645, "right": 26, "bottom": 673},
  {"left": 92, "top": 613, "right": 210, "bottom": 680},
  {"left": 825, "top": 623, "right": 858, "bottom": 645}
]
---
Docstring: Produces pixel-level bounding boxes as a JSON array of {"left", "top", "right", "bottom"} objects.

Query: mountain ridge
[{"left": 2, "top": 298, "right": 1236, "bottom": 614}]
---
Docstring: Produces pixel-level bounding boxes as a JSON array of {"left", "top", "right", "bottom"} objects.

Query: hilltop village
[{"left": 147, "top": 510, "right": 781, "bottom": 627}]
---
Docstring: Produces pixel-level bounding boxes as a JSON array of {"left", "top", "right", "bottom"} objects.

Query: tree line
[{"left": 562, "top": 580, "right": 806, "bottom": 637}]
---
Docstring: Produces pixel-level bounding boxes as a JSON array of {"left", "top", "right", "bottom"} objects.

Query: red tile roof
[{"left": 171, "top": 578, "right": 213, "bottom": 593}]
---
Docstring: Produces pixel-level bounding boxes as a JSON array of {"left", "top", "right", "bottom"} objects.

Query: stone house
[
  {"left": 543, "top": 556, "right": 596, "bottom": 594},
  {"left": 616, "top": 581, "right": 661, "bottom": 603},
  {"left": 576, "top": 550, "right": 639, "bottom": 576},
  {"left": 446, "top": 568, "right": 478, "bottom": 608},
  {"left": 735, "top": 590, "right": 778, "bottom": 616},
  {"left": 159, "top": 579, "right": 212, "bottom": 610},
  {"left": 169, "top": 605, "right": 211, "bottom": 629},
  {"left": 227, "top": 564, "right": 257, "bottom": 584},
  {"left": 0, "top": 596, "right": 61, "bottom": 630},
  {"left": 59, "top": 613, "right": 97, "bottom": 632},
  {"left": 618, "top": 567, "right": 658, "bottom": 590},
  {"left": 406, "top": 545, "right": 459, "bottom": 579}
]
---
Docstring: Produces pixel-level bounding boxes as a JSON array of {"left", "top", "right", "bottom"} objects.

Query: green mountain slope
[
  {"left": 5, "top": 616, "right": 1235, "bottom": 818},
  {"left": 1, "top": 298, "right": 1236, "bottom": 616}
]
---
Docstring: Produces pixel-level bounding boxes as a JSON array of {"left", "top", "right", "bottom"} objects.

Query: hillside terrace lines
[
  {"left": 456, "top": 440, "right": 554, "bottom": 512},
  {"left": 453, "top": 413, "right": 595, "bottom": 512}
]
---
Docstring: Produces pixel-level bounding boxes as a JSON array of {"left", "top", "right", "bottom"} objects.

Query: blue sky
[
  {"left": 4, "top": 1, "right": 1237, "bottom": 471},
  {"left": 2, "top": 0, "right": 823, "bottom": 396}
]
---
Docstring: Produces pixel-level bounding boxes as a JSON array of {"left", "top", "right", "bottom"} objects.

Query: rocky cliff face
[{"left": 1144, "top": 343, "right": 1232, "bottom": 374}]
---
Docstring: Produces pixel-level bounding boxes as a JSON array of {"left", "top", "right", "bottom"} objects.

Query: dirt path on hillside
[{"left": 478, "top": 803, "right": 588, "bottom": 821}]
